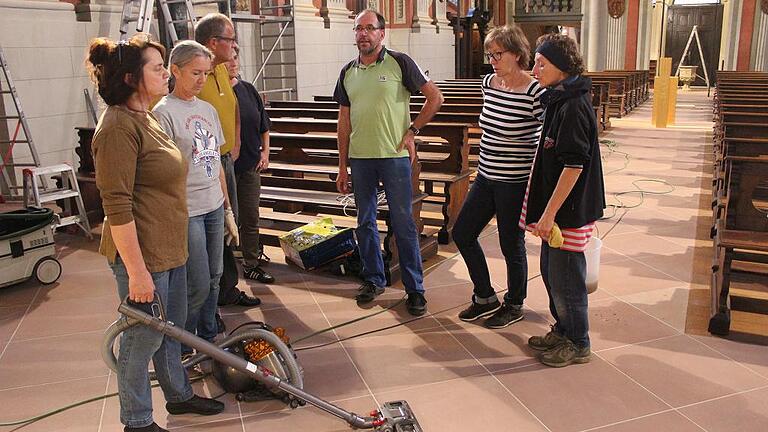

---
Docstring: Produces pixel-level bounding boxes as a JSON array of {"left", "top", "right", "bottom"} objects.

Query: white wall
[{"left": 293, "top": 7, "right": 455, "bottom": 100}]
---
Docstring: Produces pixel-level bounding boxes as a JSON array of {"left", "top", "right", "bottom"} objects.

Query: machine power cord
[{"left": 0, "top": 137, "right": 675, "bottom": 428}]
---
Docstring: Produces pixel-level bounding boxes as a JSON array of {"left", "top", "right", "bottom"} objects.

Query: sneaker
[
  {"left": 528, "top": 325, "right": 567, "bottom": 351},
  {"left": 484, "top": 303, "right": 524, "bottom": 329},
  {"left": 406, "top": 292, "right": 427, "bottom": 316},
  {"left": 166, "top": 394, "right": 225, "bottom": 416},
  {"left": 243, "top": 265, "right": 275, "bottom": 284},
  {"left": 355, "top": 281, "right": 384, "bottom": 303},
  {"left": 538, "top": 340, "right": 591, "bottom": 368},
  {"left": 124, "top": 422, "right": 168, "bottom": 432},
  {"left": 458, "top": 299, "right": 501, "bottom": 322}
]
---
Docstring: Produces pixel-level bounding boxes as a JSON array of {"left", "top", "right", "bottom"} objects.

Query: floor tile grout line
[
  {"left": 0, "top": 284, "right": 43, "bottom": 362},
  {"left": 305, "top": 273, "right": 381, "bottom": 407},
  {"left": 590, "top": 286, "right": 688, "bottom": 336},
  {"left": 96, "top": 371, "right": 112, "bottom": 432},
  {"left": 592, "top": 351, "right": 710, "bottom": 432},
  {"left": 8, "top": 328, "right": 105, "bottom": 344},
  {"left": 431, "top": 308, "right": 554, "bottom": 432},
  {"left": 673, "top": 383, "right": 768, "bottom": 411},
  {"left": 685, "top": 336, "right": 768, "bottom": 382},
  {"left": 575, "top": 408, "right": 679, "bottom": 432},
  {"left": 0, "top": 373, "right": 111, "bottom": 393},
  {"left": 237, "top": 393, "right": 247, "bottom": 432},
  {"left": 591, "top": 334, "right": 682, "bottom": 354}
]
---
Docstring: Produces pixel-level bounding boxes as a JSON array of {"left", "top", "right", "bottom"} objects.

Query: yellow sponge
[{"left": 548, "top": 223, "right": 564, "bottom": 248}]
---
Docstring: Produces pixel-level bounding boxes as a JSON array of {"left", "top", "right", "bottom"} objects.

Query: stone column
[
  {"left": 586, "top": 0, "right": 608, "bottom": 71},
  {"left": 606, "top": 11, "right": 627, "bottom": 69},
  {"left": 411, "top": 0, "right": 435, "bottom": 32},
  {"left": 752, "top": 7, "right": 768, "bottom": 71},
  {"left": 718, "top": 0, "right": 741, "bottom": 70}
]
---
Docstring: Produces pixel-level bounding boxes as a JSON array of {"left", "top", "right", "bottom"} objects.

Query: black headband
[{"left": 536, "top": 41, "right": 571, "bottom": 73}]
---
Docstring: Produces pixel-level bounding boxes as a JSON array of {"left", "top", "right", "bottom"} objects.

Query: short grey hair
[
  {"left": 195, "top": 13, "right": 232, "bottom": 45},
  {"left": 169, "top": 40, "right": 212, "bottom": 69}
]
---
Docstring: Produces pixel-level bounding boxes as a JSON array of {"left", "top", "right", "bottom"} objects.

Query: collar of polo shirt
[{"left": 354, "top": 46, "right": 388, "bottom": 69}]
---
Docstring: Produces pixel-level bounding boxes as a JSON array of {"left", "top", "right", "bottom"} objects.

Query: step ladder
[
  {"left": 23, "top": 164, "right": 93, "bottom": 239},
  {"left": 120, "top": 0, "right": 232, "bottom": 45},
  {"left": 0, "top": 45, "right": 42, "bottom": 202}
]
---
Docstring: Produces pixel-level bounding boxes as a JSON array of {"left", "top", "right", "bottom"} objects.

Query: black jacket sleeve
[{"left": 555, "top": 101, "right": 592, "bottom": 167}]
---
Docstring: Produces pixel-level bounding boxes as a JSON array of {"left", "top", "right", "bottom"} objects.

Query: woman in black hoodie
[{"left": 520, "top": 34, "right": 606, "bottom": 367}]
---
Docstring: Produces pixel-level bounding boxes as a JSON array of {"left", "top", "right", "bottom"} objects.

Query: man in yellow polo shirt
[{"left": 195, "top": 14, "right": 265, "bottom": 320}]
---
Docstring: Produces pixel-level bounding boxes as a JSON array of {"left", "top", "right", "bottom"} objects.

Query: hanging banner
[{"left": 608, "top": 0, "right": 626, "bottom": 19}]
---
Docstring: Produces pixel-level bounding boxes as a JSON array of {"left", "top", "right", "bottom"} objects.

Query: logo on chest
[
  {"left": 543, "top": 137, "right": 556, "bottom": 149},
  {"left": 378, "top": 75, "right": 388, "bottom": 82}
]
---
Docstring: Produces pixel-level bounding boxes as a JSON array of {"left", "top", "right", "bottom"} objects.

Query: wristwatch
[{"left": 408, "top": 125, "right": 420, "bottom": 135}]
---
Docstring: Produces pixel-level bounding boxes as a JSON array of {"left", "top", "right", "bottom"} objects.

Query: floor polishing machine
[{"left": 102, "top": 296, "right": 423, "bottom": 432}]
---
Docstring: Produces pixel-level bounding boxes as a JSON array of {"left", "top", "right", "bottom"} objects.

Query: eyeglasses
[
  {"left": 484, "top": 50, "right": 509, "bottom": 62},
  {"left": 214, "top": 35, "right": 238, "bottom": 44},
  {"left": 353, "top": 25, "right": 382, "bottom": 33}
]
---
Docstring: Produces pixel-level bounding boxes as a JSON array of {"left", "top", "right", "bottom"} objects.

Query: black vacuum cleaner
[{"left": 103, "top": 297, "right": 423, "bottom": 432}]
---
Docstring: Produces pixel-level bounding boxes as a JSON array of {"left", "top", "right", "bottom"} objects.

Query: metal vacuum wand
[{"left": 117, "top": 298, "right": 423, "bottom": 431}]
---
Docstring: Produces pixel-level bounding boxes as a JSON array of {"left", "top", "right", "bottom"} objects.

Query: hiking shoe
[
  {"left": 355, "top": 281, "right": 384, "bottom": 303},
  {"left": 406, "top": 292, "right": 427, "bottom": 316},
  {"left": 166, "top": 394, "right": 225, "bottom": 416},
  {"left": 538, "top": 340, "right": 591, "bottom": 368},
  {"left": 243, "top": 265, "right": 275, "bottom": 284},
  {"left": 124, "top": 422, "right": 168, "bottom": 432},
  {"left": 528, "top": 325, "right": 567, "bottom": 351},
  {"left": 484, "top": 303, "right": 524, "bottom": 329},
  {"left": 458, "top": 299, "right": 501, "bottom": 322}
]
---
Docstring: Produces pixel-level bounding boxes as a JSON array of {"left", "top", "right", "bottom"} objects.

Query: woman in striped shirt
[
  {"left": 452, "top": 24, "right": 545, "bottom": 328},
  {"left": 523, "top": 34, "right": 605, "bottom": 368}
]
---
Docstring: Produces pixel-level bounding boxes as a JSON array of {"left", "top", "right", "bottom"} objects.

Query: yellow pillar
[{"left": 652, "top": 57, "right": 677, "bottom": 127}]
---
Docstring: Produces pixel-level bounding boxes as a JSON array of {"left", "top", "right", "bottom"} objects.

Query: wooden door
[{"left": 665, "top": 4, "right": 723, "bottom": 87}]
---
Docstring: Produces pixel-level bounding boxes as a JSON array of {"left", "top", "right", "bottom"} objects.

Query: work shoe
[
  {"left": 355, "top": 281, "right": 384, "bottom": 303},
  {"left": 458, "top": 299, "right": 501, "bottom": 322},
  {"left": 484, "top": 303, "right": 524, "bottom": 329},
  {"left": 538, "top": 339, "right": 591, "bottom": 368},
  {"left": 124, "top": 422, "right": 168, "bottom": 432},
  {"left": 166, "top": 394, "right": 225, "bottom": 416},
  {"left": 406, "top": 292, "right": 427, "bottom": 316},
  {"left": 528, "top": 325, "right": 567, "bottom": 351},
  {"left": 243, "top": 265, "right": 275, "bottom": 284}
]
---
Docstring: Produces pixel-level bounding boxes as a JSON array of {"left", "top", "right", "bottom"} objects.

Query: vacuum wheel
[{"left": 34, "top": 257, "right": 62, "bottom": 285}]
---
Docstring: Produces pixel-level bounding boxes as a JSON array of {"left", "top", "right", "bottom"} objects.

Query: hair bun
[{"left": 87, "top": 37, "right": 116, "bottom": 67}]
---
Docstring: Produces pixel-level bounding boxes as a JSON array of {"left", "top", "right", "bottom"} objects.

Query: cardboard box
[{"left": 279, "top": 217, "right": 356, "bottom": 271}]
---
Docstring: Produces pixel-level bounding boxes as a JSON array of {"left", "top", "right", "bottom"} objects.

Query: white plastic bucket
[{"left": 584, "top": 237, "right": 602, "bottom": 294}]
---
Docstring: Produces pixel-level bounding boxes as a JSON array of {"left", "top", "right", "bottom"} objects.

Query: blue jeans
[
  {"left": 540, "top": 242, "right": 590, "bottom": 348},
  {"left": 452, "top": 174, "right": 527, "bottom": 305},
  {"left": 185, "top": 205, "right": 224, "bottom": 348},
  {"left": 349, "top": 157, "right": 424, "bottom": 293},
  {"left": 110, "top": 258, "right": 193, "bottom": 428}
]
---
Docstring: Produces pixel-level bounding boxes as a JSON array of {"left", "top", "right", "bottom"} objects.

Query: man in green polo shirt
[{"left": 334, "top": 9, "right": 443, "bottom": 316}]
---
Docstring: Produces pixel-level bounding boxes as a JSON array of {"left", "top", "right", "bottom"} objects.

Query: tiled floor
[{"left": 2, "top": 90, "right": 767, "bottom": 431}]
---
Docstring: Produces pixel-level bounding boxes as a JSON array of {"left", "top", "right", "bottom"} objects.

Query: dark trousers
[
  {"left": 452, "top": 174, "right": 527, "bottom": 305},
  {"left": 236, "top": 166, "right": 262, "bottom": 269},
  {"left": 218, "top": 154, "right": 241, "bottom": 304},
  {"left": 541, "top": 242, "right": 590, "bottom": 348}
]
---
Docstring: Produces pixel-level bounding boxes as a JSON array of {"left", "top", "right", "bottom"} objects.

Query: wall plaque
[{"left": 608, "top": 0, "right": 626, "bottom": 19}]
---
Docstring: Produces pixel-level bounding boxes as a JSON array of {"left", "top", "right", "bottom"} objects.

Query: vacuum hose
[{"left": 101, "top": 317, "right": 304, "bottom": 390}]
